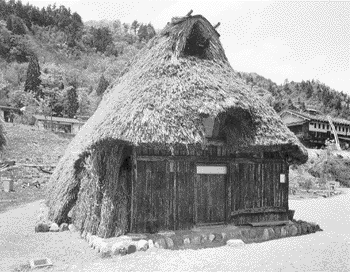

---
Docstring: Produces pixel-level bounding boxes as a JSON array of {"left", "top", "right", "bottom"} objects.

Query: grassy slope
[
  {"left": 290, "top": 148, "right": 350, "bottom": 190},
  {"left": 0, "top": 123, "right": 71, "bottom": 212}
]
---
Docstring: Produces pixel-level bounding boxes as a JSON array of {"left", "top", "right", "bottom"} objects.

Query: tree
[
  {"left": 91, "top": 26, "right": 113, "bottom": 53},
  {"left": 66, "top": 12, "right": 83, "bottom": 47},
  {"left": 96, "top": 74, "right": 109, "bottom": 95},
  {"left": 24, "top": 54, "right": 42, "bottom": 98},
  {"left": 147, "top": 23, "right": 156, "bottom": 39},
  {"left": 131, "top": 20, "right": 140, "bottom": 35},
  {"left": 123, "top": 22, "right": 130, "bottom": 34},
  {"left": 6, "top": 14, "right": 26, "bottom": 35},
  {"left": 137, "top": 24, "right": 148, "bottom": 41},
  {"left": 65, "top": 85, "right": 79, "bottom": 118}
]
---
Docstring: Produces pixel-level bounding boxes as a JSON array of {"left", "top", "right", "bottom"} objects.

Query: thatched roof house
[{"left": 47, "top": 13, "right": 307, "bottom": 238}]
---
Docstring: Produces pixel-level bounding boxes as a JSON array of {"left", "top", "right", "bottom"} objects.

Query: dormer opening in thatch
[
  {"left": 183, "top": 21, "right": 211, "bottom": 59},
  {"left": 221, "top": 109, "right": 256, "bottom": 148}
]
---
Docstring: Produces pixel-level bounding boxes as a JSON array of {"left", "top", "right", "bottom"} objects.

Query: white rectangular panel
[{"left": 197, "top": 165, "right": 227, "bottom": 175}]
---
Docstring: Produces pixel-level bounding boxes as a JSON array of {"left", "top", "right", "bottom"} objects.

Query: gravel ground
[
  {"left": 1, "top": 190, "right": 350, "bottom": 272},
  {"left": 0, "top": 201, "right": 100, "bottom": 272}
]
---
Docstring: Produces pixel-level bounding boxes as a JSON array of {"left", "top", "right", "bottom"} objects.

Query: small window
[
  {"left": 318, "top": 124, "right": 321, "bottom": 129},
  {"left": 327, "top": 125, "right": 329, "bottom": 130},
  {"left": 314, "top": 123, "right": 317, "bottom": 128},
  {"left": 322, "top": 124, "right": 325, "bottom": 129}
]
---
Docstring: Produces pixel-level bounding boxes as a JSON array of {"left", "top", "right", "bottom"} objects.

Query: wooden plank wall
[
  {"left": 132, "top": 145, "right": 289, "bottom": 231},
  {"left": 230, "top": 161, "right": 289, "bottom": 224},
  {"left": 132, "top": 159, "right": 196, "bottom": 232}
]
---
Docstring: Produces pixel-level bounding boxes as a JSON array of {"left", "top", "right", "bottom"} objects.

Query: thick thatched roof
[
  {"left": 47, "top": 13, "right": 308, "bottom": 225},
  {"left": 71, "top": 14, "right": 305, "bottom": 156}
]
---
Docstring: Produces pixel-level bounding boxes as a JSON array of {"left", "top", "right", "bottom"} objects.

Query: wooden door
[{"left": 196, "top": 170, "right": 226, "bottom": 224}]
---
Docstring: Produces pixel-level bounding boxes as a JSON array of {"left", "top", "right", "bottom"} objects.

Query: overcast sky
[{"left": 26, "top": 0, "right": 350, "bottom": 93}]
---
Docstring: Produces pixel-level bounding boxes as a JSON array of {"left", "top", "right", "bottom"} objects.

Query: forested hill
[
  {"left": 239, "top": 72, "right": 350, "bottom": 120},
  {"left": 0, "top": 0, "right": 348, "bottom": 124},
  {"left": 0, "top": 0, "right": 156, "bottom": 120}
]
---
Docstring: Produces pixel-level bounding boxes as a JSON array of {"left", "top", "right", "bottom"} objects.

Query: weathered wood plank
[
  {"left": 231, "top": 206, "right": 287, "bottom": 216},
  {"left": 136, "top": 156, "right": 283, "bottom": 163}
]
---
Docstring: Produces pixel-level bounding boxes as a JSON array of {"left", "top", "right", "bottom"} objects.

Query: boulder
[
  {"left": 280, "top": 226, "right": 288, "bottom": 237},
  {"left": 164, "top": 237, "right": 174, "bottom": 249},
  {"left": 119, "top": 247, "right": 128, "bottom": 256},
  {"left": 127, "top": 244, "right": 137, "bottom": 254},
  {"left": 226, "top": 239, "right": 245, "bottom": 247},
  {"left": 49, "top": 223, "right": 59, "bottom": 232},
  {"left": 191, "top": 236, "right": 201, "bottom": 245},
  {"left": 112, "top": 241, "right": 129, "bottom": 255},
  {"left": 137, "top": 239, "right": 149, "bottom": 251},
  {"left": 289, "top": 225, "right": 298, "bottom": 236},
  {"left": 100, "top": 246, "right": 112, "bottom": 258},
  {"left": 183, "top": 237, "right": 191, "bottom": 245},
  {"left": 148, "top": 239, "right": 155, "bottom": 249},
  {"left": 89, "top": 235, "right": 98, "bottom": 247},
  {"left": 209, "top": 233, "right": 216, "bottom": 242},
  {"left": 97, "top": 241, "right": 108, "bottom": 253},
  {"left": 262, "top": 229, "right": 270, "bottom": 241},
  {"left": 249, "top": 229, "right": 257, "bottom": 239},
  {"left": 221, "top": 232, "right": 227, "bottom": 241},
  {"left": 92, "top": 237, "right": 104, "bottom": 250},
  {"left": 274, "top": 227, "right": 281, "bottom": 237},
  {"left": 59, "top": 223, "right": 69, "bottom": 232},
  {"left": 201, "top": 234, "right": 209, "bottom": 243},
  {"left": 81, "top": 230, "right": 88, "bottom": 239},
  {"left": 35, "top": 222, "right": 50, "bottom": 233},
  {"left": 154, "top": 237, "right": 167, "bottom": 249},
  {"left": 68, "top": 224, "right": 77, "bottom": 232},
  {"left": 212, "top": 233, "right": 223, "bottom": 242},
  {"left": 301, "top": 223, "right": 308, "bottom": 234},
  {"left": 86, "top": 233, "right": 91, "bottom": 242},
  {"left": 268, "top": 228, "right": 275, "bottom": 239},
  {"left": 171, "top": 236, "right": 184, "bottom": 247}
]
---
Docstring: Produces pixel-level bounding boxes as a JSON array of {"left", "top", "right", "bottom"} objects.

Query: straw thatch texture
[{"left": 47, "top": 14, "right": 307, "bottom": 231}]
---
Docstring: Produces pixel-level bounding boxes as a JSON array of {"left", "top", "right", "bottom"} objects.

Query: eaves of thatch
[{"left": 51, "top": 14, "right": 308, "bottom": 186}]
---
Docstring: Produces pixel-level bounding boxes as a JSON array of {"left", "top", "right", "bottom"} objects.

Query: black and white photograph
[{"left": 0, "top": 1, "right": 349, "bottom": 271}]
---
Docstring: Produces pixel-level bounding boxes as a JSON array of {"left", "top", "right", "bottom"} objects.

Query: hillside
[
  {"left": 0, "top": 0, "right": 157, "bottom": 121},
  {"left": 289, "top": 148, "right": 350, "bottom": 192},
  {"left": 0, "top": 123, "right": 71, "bottom": 212},
  {"left": 239, "top": 72, "right": 350, "bottom": 120}
]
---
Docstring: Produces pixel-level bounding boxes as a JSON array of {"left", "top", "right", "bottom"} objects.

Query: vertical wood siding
[
  {"left": 230, "top": 161, "right": 289, "bottom": 224},
  {"left": 133, "top": 146, "right": 289, "bottom": 231}
]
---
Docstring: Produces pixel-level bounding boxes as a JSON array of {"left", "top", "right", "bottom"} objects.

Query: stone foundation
[{"left": 77, "top": 220, "right": 322, "bottom": 257}]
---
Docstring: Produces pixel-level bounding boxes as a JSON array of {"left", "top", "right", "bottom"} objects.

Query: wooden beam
[
  {"left": 136, "top": 155, "right": 284, "bottom": 164},
  {"left": 213, "top": 22, "right": 220, "bottom": 29},
  {"left": 231, "top": 206, "right": 287, "bottom": 216},
  {"left": 186, "top": 10, "right": 193, "bottom": 17}
]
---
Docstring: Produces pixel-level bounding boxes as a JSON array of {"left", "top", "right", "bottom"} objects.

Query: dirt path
[{"left": 1, "top": 190, "right": 350, "bottom": 271}]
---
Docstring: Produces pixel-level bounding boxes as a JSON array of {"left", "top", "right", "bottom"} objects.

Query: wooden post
[
  {"left": 226, "top": 163, "right": 231, "bottom": 223},
  {"left": 173, "top": 162, "right": 177, "bottom": 230},
  {"left": 130, "top": 146, "right": 137, "bottom": 232}
]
